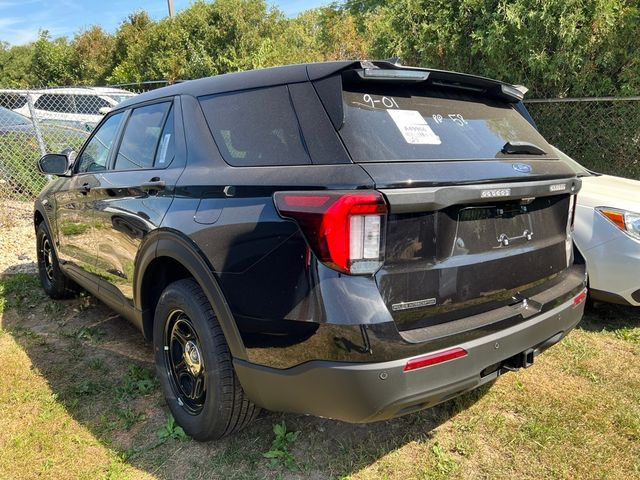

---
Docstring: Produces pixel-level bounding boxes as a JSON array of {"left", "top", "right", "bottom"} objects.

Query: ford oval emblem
[{"left": 513, "top": 163, "right": 532, "bottom": 174}]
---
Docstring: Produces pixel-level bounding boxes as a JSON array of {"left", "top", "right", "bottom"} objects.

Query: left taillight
[{"left": 273, "top": 191, "right": 388, "bottom": 275}]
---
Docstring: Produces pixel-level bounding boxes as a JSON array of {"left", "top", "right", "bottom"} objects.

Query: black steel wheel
[
  {"left": 164, "top": 310, "right": 207, "bottom": 415},
  {"left": 154, "top": 278, "right": 260, "bottom": 441},
  {"left": 36, "top": 222, "right": 78, "bottom": 299}
]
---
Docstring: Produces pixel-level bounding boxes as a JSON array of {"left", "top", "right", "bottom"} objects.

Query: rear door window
[
  {"left": 199, "top": 85, "right": 311, "bottom": 166},
  {"left": 113, "top": 102, "right": 172, "bottom": 170},
  {"left": 339, "top": 82, "right": 553, "bottom": 162},
  {"left": 34, "top": 94, "right": 74, "bottom": 113},
  {"left": 74, "top": 95, "right": 112, "bottom": 115}
]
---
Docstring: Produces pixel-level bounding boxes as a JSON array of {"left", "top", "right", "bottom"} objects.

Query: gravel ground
[{"left": 0, "top": 200, "right": 37, "bottom": 275}]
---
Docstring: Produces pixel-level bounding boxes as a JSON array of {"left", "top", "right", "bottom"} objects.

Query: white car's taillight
[{"left": 274, "top": 191, "right": 387, "bottom": 275}]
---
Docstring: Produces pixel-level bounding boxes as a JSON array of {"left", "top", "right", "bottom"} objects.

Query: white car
[
  {"left": 556, "top": 147, "right": 640, "bottom": 306},
  {"left": 2, "top": 87, "right": 136, "bottom": 127}
]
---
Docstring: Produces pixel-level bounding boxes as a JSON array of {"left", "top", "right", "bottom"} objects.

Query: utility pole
[{"left": 167, "top": 0, "right": 174, "bottom": 17}]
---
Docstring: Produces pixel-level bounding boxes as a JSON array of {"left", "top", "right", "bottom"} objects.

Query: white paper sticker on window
[
  {"left": 158, "top": 133, "right": 171, "bottom": 164},
  {"left": 387, "top": 109, "right": 441, "bottom": 145}
]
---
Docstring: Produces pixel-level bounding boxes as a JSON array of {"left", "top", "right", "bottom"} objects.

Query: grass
[{"left": 0, "top": 273, "right": 639, "bottom": 479}]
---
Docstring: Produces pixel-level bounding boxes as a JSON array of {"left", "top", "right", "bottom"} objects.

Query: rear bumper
[{"left": 234, "top": 292, "right": 586, "bottom": 422}]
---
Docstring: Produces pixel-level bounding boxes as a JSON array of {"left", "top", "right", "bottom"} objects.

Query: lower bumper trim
[{"left": 234, "top": 295, "right": 585, "bottom": 423}]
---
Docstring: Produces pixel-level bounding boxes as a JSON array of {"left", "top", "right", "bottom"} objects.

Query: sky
[{"left": 0, "top": 0, "right": 327, "bottom": 46}]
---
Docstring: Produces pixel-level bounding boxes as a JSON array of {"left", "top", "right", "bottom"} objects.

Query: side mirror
[
  {"left": 98, "top": 106, "right": 112, "bottom": 115},
  {"left": 61, "top": 148, "right": 77, "bottom": 166},
  {"left": 38, "top": 153, "right": 70, "bottom": 176}
]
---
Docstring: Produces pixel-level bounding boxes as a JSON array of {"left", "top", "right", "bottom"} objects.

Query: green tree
[
  {"left": 71, "top": 26, "right": 115, "bottom": 85},
  {"left": 30, "top": 30, "right": 77, "bottom": 86},
  {"left": 365, "top": 0, "right": 640, "bottom": 97},
  {"left": 0, "top": 42, "right": 36, "bottom": 87}
]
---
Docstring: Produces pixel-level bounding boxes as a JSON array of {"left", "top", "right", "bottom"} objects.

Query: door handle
[{"left": 140, "top": 179, "right": 166, "bottom": 193}]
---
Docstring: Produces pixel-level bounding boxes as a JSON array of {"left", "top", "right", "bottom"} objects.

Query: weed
[
  {"left": 157, "top": 414, "right": 188, "bottom": 441},
  {"left": 263, "top": 421, "right": 299, "bottom": 471},
  {"left": 88, "top": 357, "right": 106, "bottom": 371},
  {"left": 67, "top": 326, "right": 104, "bottom": 343},
  {"left": 43, "top": 301, "right": 66, "bottom": 316},
  {"left": 0, "top": 274, "right": 42, "bottom": 311},
  {"left": 116, "top": 406, "right": 145, "bottom": 430},
  {"left": 431, "top": 441, "right": 457, "bottom": 475},
  {"left": 69, "top": 380, "right": 103, "bottom": 397},
  {"left": 116, "top": 364, "right": 157, "bottom": 400}
]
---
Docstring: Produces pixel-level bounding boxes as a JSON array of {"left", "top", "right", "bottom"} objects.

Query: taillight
[
  {"left": 274, "top": 191, "right": 387, "bottom": 275},
  {"left": 568, "top": 194, "right": 577, "bottom": 230},
  {"left": 566, "top": 194, "right": 577, "bottom": 267}
]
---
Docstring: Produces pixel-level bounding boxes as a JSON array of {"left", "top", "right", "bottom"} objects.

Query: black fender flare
[{"left": 134, "top": 228, "right": 248, "bottom": 361}]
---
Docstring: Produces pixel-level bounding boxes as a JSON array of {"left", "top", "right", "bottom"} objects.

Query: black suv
[{"left": 34, "top": 61, "right": 587, "bottom": 441}]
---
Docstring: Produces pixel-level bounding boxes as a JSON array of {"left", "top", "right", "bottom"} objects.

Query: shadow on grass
[
  {"left": 0, "top": 272, "right": 492, "bottom": 479},
  {"left": 579, "top": 300, "right": 640, "bottom": 335}
]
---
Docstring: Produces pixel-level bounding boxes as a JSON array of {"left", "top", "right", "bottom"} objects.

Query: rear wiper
[{"left": 501, "top": 141, "right": 546, "bottom": 155}]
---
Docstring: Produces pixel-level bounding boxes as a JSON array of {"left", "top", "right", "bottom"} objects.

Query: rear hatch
[{"left": 315, "top": 64, "right": 580, "bottom": 331}]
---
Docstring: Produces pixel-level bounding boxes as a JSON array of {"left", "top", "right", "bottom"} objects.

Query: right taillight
[
  {"left": 566, "top": 194, "right": 577, "bottom": 267},
  {"left": 273, "top": 191, "right": 387, "bottom": 275}
]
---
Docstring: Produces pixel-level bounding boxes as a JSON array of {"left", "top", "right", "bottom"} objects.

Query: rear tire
[
  {"left": 153, "top": 278, "right": 260, "bottom": 441},
  {"left": 36, "top": 222, "right": 78, "bottom": 299}
]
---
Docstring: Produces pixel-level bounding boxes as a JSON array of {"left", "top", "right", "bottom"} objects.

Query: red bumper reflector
[
  {"left": 403, "top": 347, "right": 468, "bottom": 372},
  {"left": 572, "top": 288, "right": 588, "bottom": 308}
]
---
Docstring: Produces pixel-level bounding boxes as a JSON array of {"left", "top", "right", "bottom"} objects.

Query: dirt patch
[{"left": 0, "top": 200, "right": 37, "bottom": 275}]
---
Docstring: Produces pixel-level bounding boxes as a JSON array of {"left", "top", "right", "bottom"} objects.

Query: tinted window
[
  {"left": 339, "top": 83, "right": 553, "bottom": 162},
  {"left": 154, "top": 106, "right": 175, "bottom": 166},
  {"left": 76, "top": 112, "right": 124, "bottom": 173},
  {"left": 199, "top": 85, "right": 311, "bottom": 166},
  {"left": 34, "top": 94, "right": 74, "bottom": 113},
  {"left": 74, "top": 95, "right": 112, "bottom": 115},
  {"left": 114, "top": 102, "right": 171, "bottom": 170},
  {"left": 0, "top": 93, "right": 28, "bottom": 109}
]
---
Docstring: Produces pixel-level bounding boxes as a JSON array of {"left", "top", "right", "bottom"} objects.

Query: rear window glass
[
  {"left": 199, "top": 86, "right": 311, "bottom": 167},
  {"left": 34, "top": 94, "right": 74, "bottom": 113},
  {"left": 0, "top": 93, "right": 28, "bottom": 109},
  {"left": 74, "top": 95, "right": 111, "bottom": 115},
  {"left": 339, "top": 83, "right": 553, "bottom": 162}
]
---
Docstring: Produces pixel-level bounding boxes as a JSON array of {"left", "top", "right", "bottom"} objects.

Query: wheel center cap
[{"left": 184, "top": 340, "right": 201, "bottom": 374}]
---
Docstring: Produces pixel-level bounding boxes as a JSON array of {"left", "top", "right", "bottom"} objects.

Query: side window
[
  {"left": 34, "top": 94, "right": 73, "bottom": 113},
  {"left": 154, "top": 106, "right": 175, "bottom": 166},
  {"left": 74, "top": 95, "right": 112, "bottom": 115},
  {"left": 113, "top": 102, "right": 171, "bottom": 171},
  {"left": 198, "top": 85, "right": 311, "bottom": 166},
  {"left": 75, "top": 112, "right": 124, "bottom": 173}
]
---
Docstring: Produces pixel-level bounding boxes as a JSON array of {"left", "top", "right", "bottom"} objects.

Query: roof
[
  {"left": 0, "top": 86, "right": 135, "bottom": 96},
  {"left": 115, "top": 60, "right": 521, "bottom": 110}
]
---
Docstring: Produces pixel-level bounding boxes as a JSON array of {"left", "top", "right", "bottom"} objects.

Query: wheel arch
[{"left": 135, "top": 229, "right": 248, "bottom": 361}]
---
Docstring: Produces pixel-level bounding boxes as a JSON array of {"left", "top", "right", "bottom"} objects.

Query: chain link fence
[
  {"left": 0, "top": 87, "right": 139, "bottom": 199},
  {"left": 526, "top": 97, "right": 640, "bottom": 180},
  {"left": 0, "top": 87, "right": 638, "bottom": 201}
]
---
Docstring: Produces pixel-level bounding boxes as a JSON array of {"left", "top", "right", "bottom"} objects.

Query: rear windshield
[{"left": 339, "top": 82, "right": 553, "bottom": 162}]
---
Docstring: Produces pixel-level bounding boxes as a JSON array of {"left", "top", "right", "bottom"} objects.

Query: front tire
[
  {"left": 36, "top": 222, "right": 77, "bottom": 299},
  {"left": 153, "top": 278, "right": 260, "bottom": 441}
]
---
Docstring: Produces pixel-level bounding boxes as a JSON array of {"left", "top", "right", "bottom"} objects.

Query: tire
[
  {"left": 153, "top": 278, "right": 260, "bottom": 441},
  {"left": 36, "top": 222, "right": 78, "bottom": 299}
]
